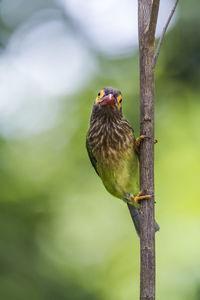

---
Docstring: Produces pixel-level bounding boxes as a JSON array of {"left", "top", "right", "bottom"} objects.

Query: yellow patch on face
[
  {"left": 95, "top": 89, "right": 105, "bottom": 103},
  {"left": 116, "top": 94, "right": 122, "bottom": 110}
]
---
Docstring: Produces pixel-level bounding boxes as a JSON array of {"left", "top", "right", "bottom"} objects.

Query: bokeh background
[{"left": 0, "top": 0, "right": 200, "bottom": 299}]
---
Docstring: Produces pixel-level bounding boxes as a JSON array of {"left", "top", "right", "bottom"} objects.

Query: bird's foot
[
  {"left": 135, "top": 135, "right": 147, "bottom": 149},
  {"left": 128, "top": 191, "right": 152, "bottom": 208},
  {"left": 135, "top": 135, "right": 158, "bottom": 153}
]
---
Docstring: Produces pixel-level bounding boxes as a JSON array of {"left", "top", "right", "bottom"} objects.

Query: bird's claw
[
  {"left": 129, "top": 191, "right": 152, "bottom": 208},
  {"left": 135, "top": 135, "right": 147, "bottom": 149},
  {"left": 135, "top": 135, "right": 158, "bottom": 153}
]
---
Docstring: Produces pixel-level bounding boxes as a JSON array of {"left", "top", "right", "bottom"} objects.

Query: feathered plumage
[{"left": 86, "top": 87, "right": 159, "bottom": 236}]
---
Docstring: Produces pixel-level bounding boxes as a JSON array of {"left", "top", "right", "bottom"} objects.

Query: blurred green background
[{"left": 0, "top": 0, "right": 200, "bottom": 299}]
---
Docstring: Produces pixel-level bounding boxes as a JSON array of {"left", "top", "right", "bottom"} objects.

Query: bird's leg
[
  {"left": 135, "top": 135, "right": 158, "bottom": 153},
  {"left": 127, "top": 191, "right": 152, "bottom": 208},
  {"left": 135, "top": 135, "right": 147, "bottom": 152},
  {"left": 131, "top": 191, "right": 152, "bottom": 204}
]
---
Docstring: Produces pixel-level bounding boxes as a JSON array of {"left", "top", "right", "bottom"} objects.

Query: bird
[{"left": 86, "top": 87, "right": 159, "bottom": 236}]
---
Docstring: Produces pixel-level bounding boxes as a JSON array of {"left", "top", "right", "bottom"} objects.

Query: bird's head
[{"left": 94, "top": 87, "right": 122, "bottom": 111}]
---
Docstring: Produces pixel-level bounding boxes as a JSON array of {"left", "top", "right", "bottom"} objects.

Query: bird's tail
[{"left": 127, "top": 203, "right": 160, "bottom": 237}]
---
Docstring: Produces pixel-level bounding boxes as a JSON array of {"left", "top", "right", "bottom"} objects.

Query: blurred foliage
[
  {"left": 0, "top": 0, "right": 200, "bottom": 300},
  {"left": 161, "top": 17, "right": 200, "bottom": 83}
]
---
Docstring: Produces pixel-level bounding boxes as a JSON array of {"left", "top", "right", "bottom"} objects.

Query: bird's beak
[{"left": 99, "top": 94, "right": 116, "bottom": 107}]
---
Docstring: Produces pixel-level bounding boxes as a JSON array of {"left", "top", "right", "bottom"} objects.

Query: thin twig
[
  {"left": 154, "top": 0, "right": 179, "bottom": 67},
  {"left": 138, "top": 0, "right": 159, "bottom": 299},
  {"left": 148, "top": 0, "right": 160, "bottom": 44}
]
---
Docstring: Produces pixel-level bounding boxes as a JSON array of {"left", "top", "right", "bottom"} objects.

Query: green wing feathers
[{"left": 86, "top": 137, "right": 99, "bottom": 176}]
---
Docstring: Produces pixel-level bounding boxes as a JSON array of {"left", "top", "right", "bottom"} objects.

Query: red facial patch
[{"left": 99, "top": 94, "right": 116, "bottom": 107}]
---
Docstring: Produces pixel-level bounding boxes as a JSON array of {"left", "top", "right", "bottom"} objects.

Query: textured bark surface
[
  {"left": 138, "top": 1, "right": 160, "bottom": 300},
  {"left": 139, "top": 45, "right": 155, "bottom": 300}
]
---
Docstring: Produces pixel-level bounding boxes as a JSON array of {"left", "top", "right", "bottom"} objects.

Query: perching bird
[{"left": 86, "top": 87, "right": 159, "bottom": 236}]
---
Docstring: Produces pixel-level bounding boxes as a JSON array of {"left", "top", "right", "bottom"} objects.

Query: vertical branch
[
  {"left": 138, "top": 1, "right": 160, "bottom": 300},
  {"left": 136, "top": 0, "right": 178, "bottom": 298}
]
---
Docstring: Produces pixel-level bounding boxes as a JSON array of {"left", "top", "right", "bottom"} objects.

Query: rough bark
[{"left": 138, "top": 1, "right": 160, "bottom": 299}]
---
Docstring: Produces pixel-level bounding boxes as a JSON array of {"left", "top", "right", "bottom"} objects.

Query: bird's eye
[
  {"left": 97, "top": 90, "right": 104, "bottom": 98},
  {"left": 95, "top": 89, "right": 105, "bottom": 103},
  {"left": 117, "top": 94, "right": 122, "bottom": 104}
]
